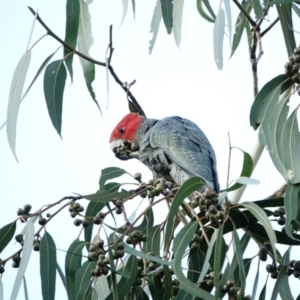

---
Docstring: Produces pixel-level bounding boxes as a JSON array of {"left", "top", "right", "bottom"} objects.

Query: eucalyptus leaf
[
  {"left": 43, "top": 60, "right": 67, "bottom": 137},
  {"left": 213, "top": 7, "right": 225, "bottom": 70},
  {"left": 7, "top": 50, "right": 31, "bottom": 161},
  {"left": 40, "top": 231, "right": 56, "bottom": 300},
  {"left": 160, "top": 0, "right": 173, "bottom": 34},
  {"left": 149, "top": 0, "right": 162, "bottom": 54}
]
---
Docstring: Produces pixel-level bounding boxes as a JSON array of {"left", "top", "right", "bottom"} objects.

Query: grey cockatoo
[{"left": 109, "top": 112, "right": 219, "bottom": 193}]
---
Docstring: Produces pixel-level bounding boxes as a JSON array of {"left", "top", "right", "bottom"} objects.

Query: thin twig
[
  {"left": 27, "top": 7, "right": 146, "bottom": 117},
  {"left": 108, "top": 25, "right": 114, "bottom": 64},
  {"left": 226, "top": 133, "right": 232, "bottom": 189},
  {"left": 232, "top": 0, "right": 256, "bottom": 27},
  {"left": 261, "top": 17, "right": 280, "bottom": 37}
]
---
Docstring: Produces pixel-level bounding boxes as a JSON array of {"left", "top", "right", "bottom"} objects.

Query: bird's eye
[{"left": 119, "top": 127, "right": 125, "bottom": 134}]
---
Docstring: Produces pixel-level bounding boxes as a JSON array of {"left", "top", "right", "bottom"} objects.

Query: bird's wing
[{"left": 149, "top": 116, "right": 219, "bottom": 192}]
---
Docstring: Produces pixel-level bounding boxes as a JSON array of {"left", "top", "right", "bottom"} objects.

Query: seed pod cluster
[
  {"left": 285, "top": 260, "right": 300, "bottom": 278},
  {"left": 135, "top": 259, "right": 145, "bottom": 286},
  {"left": 39, "top": 215, "right": 47, "bottom": 226},
  {"left": 133, "top": 172, "right": 142, "bottom": 182},
  {"left": 112, "top": 242, "right": 125, "bottom": 259},
  {"left": 12, "top": 253, "right": 21, "bottom": 268},
  {"left": 223, "top": 279, "right": 251, "bottom": 299},
  {"left": 171, "top": 279, "right": 180, "bottom": 297},
  {"left": 112, "top": 198, "right": 124, "bottom": 214},
  {"left": 89, "top": 241, "right": 110, "bottom": 277},
  {"left": 125, "top": 230, "right": 147, "bottom": 246},
  {"left": 89, "top": 242, "right": 109, "bottom": 277},
  {"left": 93, "top": 211, "right": 105, "bottom": 225},
  {"left": 265, "top": 263, "right": 279, "bottom": 279},
  {"left": 272, "top": 207, "right": 286, "bottom": 226},
  {"left": 205, "top": 205, "right": 225, "bottom": 228},
  {"left": 15, "top": 234, "right": 24, "bottom": 245},
  {"left": 17, "top": 204, "right": 32, "bottom": 222},
  {"left": 33, "top": 239, "right": 41, "bottom": 251},
  {"left": 195, "top": 188, "right": 219, "bottom": 210},
  {"left": 68, "top": 202, "right": 84, "bottom": 218},
  {"left": 190, "top": 233, "right": 202, "bottom": 250},
  {"left": 258, "top": 241, "right": 271, "bottom": 262},
  {"left": 285, "top": 46, "right": 300, "bottom": 88}
]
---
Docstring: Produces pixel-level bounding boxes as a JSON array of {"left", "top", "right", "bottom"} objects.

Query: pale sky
[{"left": 0, "top": 1, "right": 297, "bottom": 299}]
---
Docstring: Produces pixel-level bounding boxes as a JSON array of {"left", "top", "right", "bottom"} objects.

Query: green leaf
[
  {"left": 149, "top": 0, "right": 162, "bottom": 54},
  {"left": 143, "top": 224, "right": 161, "bottom": 255},
  {"left": 258, "top": 281, "right": 267, "bottom": 300},
  {"left": 198, "top": 230, "right": 218, "bottom": 284},
  {"left": 213, "top": 226, "right": 225, "bottom": 298},
  {"left": 0, "top": 222, "right": 16, "bottom": 253},
  {"left": 252, "top": 0, "right": 264, "bottom": 19},
  {"left": 106, "top": 255, "right": 138, "bottom": 300},
  {"left": 40, "top": 231, "right": 57, "bottom": 300},
  {"left": 213, "top": 7, "right": 225, "bottom": 70},
  {"left": 131, "top": 0, "right": 136, "bottom": 18},
  {"left": 75, "top": 261, "right": 96, "bottom": 300},
  {"left": 232, "top": 228, "right": 246, "bottom": 300},
  {"left": 173, "top": 0, "right": 184, "bottom": 47},
  {"left": 253, "top": 197, "right": 284, "bottom": 208},
  {"left": 94, "top": 275, "right": 110, "bottom": 299},
  {"left": 11, "top": 222, "right": 35, "bottom": 300},
  {"left": 235, "top": 176, "right": 259, "bottom": 185},
  {"left": 202, "top": 0, "right": 216, "bottom": 19},
  {"left": 173, "top": 221, "right": 215, "bottom": 300},
  {"left": 123, "top": 241, "right": 171, "bottom": 266},
  {"left": 187, "top": 243, "right": 205, "bottom": 283},
  {"left": 0, "top": 50, "right": 60, "bottom": 131},
  {"left": 250, "top": 74, "right": 289, "bottom": 129},
  {"left": 149, "top": 273, "right": 164, "bottom": 300},
  {"left": 223, "top": 0, "right": 232, "bottom": 46},
  {"left": 162, "top": 265, "right": 172, "bottom": 300},
  {"left": 56, "top": 262, "right": 66, "bottom": 288},
  {"left": 65, "top": 240, "right": 86, "bottom": 300},
  {"left": 276, "top": 3, "right": 296, "bottom": 57},
  {"left": 266, "top": 0, "right": 297, "bottom": 6},
  {"left": 164, "top": 176, "right": 206, "bottom": 251},
  {"left": 248, "top": 222, "right": 300, "bottom": 245},
  {"left": 78, "top": 0, "right": 100, "bottom": 112},
  {"left": 132, "top": 286, "right": 150, "bottom": 299},
  {"left": 230, "top": 0, "right": 252, "bottom": 58},
  {"left": 240, "top": 202, "right": 277, "bottom": 260},
  {"left": 64, "top": 0, "right": 80, "bottom": 82},
  {"left": 280, "top": 108, "right": 300, "bottom": 183},
  {"left": 279, "top": 247, "right": 293, "bottom": 300},
  {"left": 99, "top": 167, "right": 127, "bottom": 190},
  {"left": 230, "top": 233, "right": 250, "bottom": 281},
  {"left": 292, "top": 3, "right": 300, "bottom": 18},
  {"left": 43, "top": 60, "right": 67, "bottom": 137},
  {"left": 223, "top": 147, "right": 253, "bottom": 192},
  {"left": 120, "top": 0, "right": 129, "bottom": 26},
  {"left": 160, "top": 0, "right": 173, "bottom": 34},
  {"left": 284, "top": 182, "right": 300, "bottom": 240},
  {"left": 196, "top": 0, "right": 214, "bottom": 22},
  {"left": 263, "top": 84, "right": 292, "bottom": 181},
  {"left": 84, "top": 201, "right": 105, "bottom": 251},
  {"left": 7, "top": 50, "right": 31, "bottom": 161},
  {"left": 175, "top": 290, "right": 193, "bottom": 299},
  {"left": 83, "top": 190, "right": 131, "bottom": 203}
]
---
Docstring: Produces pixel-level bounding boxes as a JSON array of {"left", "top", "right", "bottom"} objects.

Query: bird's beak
[{"left": 110, "top": 139, "right": 136, "bottom": 160}]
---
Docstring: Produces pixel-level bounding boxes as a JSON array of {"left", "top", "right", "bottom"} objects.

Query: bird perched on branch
[{"left": 109, "top": 112, "right": 219, "bottom": 193}]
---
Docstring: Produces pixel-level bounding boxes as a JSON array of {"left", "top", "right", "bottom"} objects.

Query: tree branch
[
  {"left": 28, "top": 6, "right": 146, "bottom": 117},
  {"left": 232, "top": 0, "right": 256, "bottom": 27},
  {"left": 261, "top": 17, "right": 280, "bottom": 37}
]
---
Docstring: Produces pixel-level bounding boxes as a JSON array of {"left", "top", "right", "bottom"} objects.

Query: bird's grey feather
[{"left": 136, "top": 116, "right": 219, "bottom": 192}]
